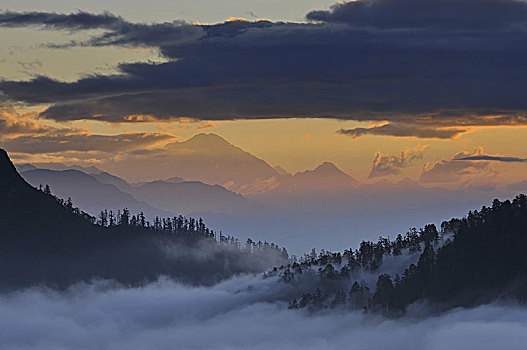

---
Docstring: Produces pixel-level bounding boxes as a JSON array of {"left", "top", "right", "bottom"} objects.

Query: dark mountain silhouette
[
  {"left": 20, "top": 168, "right": 254, "bottom": 217},
  {"left": 14, "top": 163, "right": 38, "bottom": 172},
  {"left": 21, "top": 169, "right": 171, "bottom": 219},
  {"left": 92, "top": 171, "right": 135, "bottom": 193},
  {"left": 17, "top": 162, "right": 103, "bottom": 174},
  {"left": 18, "top": 163, "right": 135, "bottom": 194},
  {"left": 0, "top": 149, "right": 288, "bottom": 290}
]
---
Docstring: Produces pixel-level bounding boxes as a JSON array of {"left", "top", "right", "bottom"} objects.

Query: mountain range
[
  {"left": 4, "top": 146, "right": 527, "bottom": 317},
  {"left": 15, "top": 133, "right": 523, "bottom": 254},
  {"left": 18, "top": 133, "right": 360, "bottom": 196},
  {"left": 16, "top": 133, "right": 361, "bottom": 219}
]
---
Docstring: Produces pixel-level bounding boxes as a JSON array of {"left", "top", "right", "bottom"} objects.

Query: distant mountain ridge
[
  {"left": 20, "top": 167, "right": 250, "bottom": 218},
  {"left": 126, "top": 133, "right": 280, "bottom": 194},
  {"left": 129, "top": 179, "right": 249, "bottom": 215},
  {"left": 292, "top": 161, "right": 357, "bottom": 190},
  {"left": 17, "top": 162, "right": 103, "bottom": 174},
  {"left": 15, "top": 133, "right": 364, "bottom": 196},
  {"left": 21, "top": 169, "right": 171, "bottom": 219}
]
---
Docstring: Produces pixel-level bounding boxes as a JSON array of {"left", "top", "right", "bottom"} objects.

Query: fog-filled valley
[{"left": 2, "top": 278, "right": 527, "bottom": 350}]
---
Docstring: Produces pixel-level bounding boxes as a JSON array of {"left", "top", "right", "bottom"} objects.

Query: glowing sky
[{"left": 1, "top": 0, "right": 527, "bottom": 189}]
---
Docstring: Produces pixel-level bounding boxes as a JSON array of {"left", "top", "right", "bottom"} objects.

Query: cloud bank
[
  {"left": 1, "top": 277, "right": 526, "bottom": 350},
  {"left": 0, "top": 0, "right": 526, "bottom": 139}
]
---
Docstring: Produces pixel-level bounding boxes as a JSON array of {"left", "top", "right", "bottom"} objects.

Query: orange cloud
[{"left": 369, "top": 145, "right": 429, "bottom": 178}]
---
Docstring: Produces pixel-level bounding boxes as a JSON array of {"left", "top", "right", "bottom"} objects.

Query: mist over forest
[{"left": 2, "top": 278, "right": 527, "bottom": 350}]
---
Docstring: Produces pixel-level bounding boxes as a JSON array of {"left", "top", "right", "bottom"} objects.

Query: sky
[{"left": 1, "top": 0, "right": 527, "bottom": 187}]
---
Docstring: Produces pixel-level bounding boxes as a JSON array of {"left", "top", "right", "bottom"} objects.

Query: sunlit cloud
[
  {"left": 0, "top": 105, "right": 177, "bottom": 164},
  {"left": 420, "top": 148, "right": 499, "bottom": 187},
  {"left": 369, "top": 145, "right": 428, "bottom": 178},
  {"left": 338, "top": 123, "right": 467, "bottom": 140}
]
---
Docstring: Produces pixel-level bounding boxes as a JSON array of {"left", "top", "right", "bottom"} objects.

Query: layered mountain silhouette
[
  {"left": 92, "top": 171, "right": 136, "bottom": 192},
  {"left": 130, "top": 180, "right": 249, "bottom": 215},
  {"left": 17, "top": 134, "right": 363, "bottom": 217},
  {"left": 17, "top": 162, "right": 103, "bottom": 174},
  {"left": 82, "top": 133, "right": 361, "bottom": 195},
  {"left": 14, "top": 134, "right": 509, "bottom": 254},
  {"left": 150, "top": 134, "right": 359, "bottom": 194},
  {"left": 0, "top": 149, "right": 287, "bottom": 289},
  {"left": 21, "top": 168, "right": 250, "bottom": 218},
  {"left": 21, "top": 169, "right": 171, "bottom": 219}
]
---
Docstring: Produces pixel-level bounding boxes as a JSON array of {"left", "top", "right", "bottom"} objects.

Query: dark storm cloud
[
  {"left": 337, "top": 123, "right": 467, "bottom": 140},
  {"left": 0, "top": 0, "right": 527, "bottom": 138},
  {"left": 0, "top": 11, "right": 124, "bottom": 30},
  {"left": 1, "top": 132, "right": 174, "bottom": 154},
  {"left": 306, "top": 0, "right": 527, "bottom": 29},
  {"left": 455, "top": 155, "right": 527, "bottom": 162},
  {"left": 0, "top": 10, "right": 204, "bottom": 48}
]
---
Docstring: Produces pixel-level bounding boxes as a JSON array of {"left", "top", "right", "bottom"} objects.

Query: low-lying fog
[{"left": 1, "top": 275, "right": 526, "bottom": 350}]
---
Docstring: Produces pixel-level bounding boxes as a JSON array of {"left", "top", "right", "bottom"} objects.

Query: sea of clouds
[{"left": 1, "top": 274, "right": 526, "bottom": 350}]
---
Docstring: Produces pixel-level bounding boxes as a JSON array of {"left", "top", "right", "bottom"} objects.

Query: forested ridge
[{"left": 278, "top": 195, "right": 527, "bottom": 315}]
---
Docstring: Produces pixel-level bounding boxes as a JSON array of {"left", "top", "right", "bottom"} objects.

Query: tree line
[{"left": 283, "top": 195, "right": 527, "bottom": 315}]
